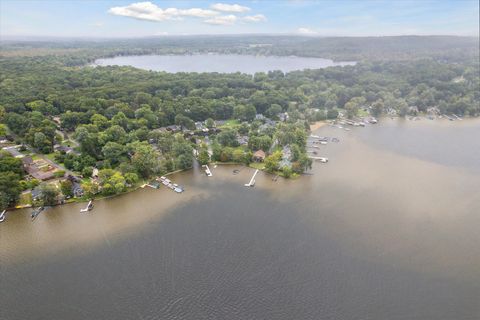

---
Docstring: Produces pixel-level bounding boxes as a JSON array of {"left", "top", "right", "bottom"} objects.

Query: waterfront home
[
  {"left": 280, "top": 146, "right": 292, "bottom": 168},
  {"left": 23, "top": 157, "right": 56, "bottom": 181},
  {"left": 72, "top": 182, "right": 84, "bottom": 198},
  {"left": 253, "top": 150, "right": 266, "bottom": 162}
]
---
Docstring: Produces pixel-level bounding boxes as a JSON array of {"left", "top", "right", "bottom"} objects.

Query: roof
[{"left": 253, "top": 150, "right": 266, "bottom": 159}]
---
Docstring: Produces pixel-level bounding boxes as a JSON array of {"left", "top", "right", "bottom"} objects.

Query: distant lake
[{"left": 94, "top": 54, "right": 356, "bottom": 73}]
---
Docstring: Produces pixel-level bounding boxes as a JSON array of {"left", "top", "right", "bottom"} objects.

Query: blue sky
[{"left": 1, "top": 0, "right": 478, "bottom": 38}]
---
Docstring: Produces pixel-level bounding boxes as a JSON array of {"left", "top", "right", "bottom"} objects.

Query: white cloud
[
  {"left": 204, "top": 15, "right": 237, "bottom": 25},
  {"left": 297, "top": 27, "right": 318, "bottom": 35},
  {"left": 108, "top": 2, "right": 219, "bottom": 22},
  {"left": 211, "top": 3, "right": 250, "bottom": 13},
  {"left": 243, "top": 14, "right": 266, "bottom": 22}
]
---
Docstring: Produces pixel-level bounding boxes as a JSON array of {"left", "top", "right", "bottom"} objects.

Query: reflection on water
[{"left": 1, "top": 119, "right": 479, "bottom": 319}]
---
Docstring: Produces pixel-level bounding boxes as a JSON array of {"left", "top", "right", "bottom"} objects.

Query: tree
[
  {"left": 198, "top": 148, "right": 210, "bottom": 165},
  {"left": 266, "top": 104, "right": 282, "bottom": 119},
  {"left": 205, "top": 118, "right": 215, "bottom": 128},
  {"left": 102, "top": 142, "right": 125, "bottom": 166},
  {"left": 233, "top": 104, "right": 256, "bottom": 121},
  {"left": 264, "top": 151, "right": 282, "bottom": 173},
  {"left": 217, "top": 129, "right": 239, "bottom": 147},
  {"left": 371, "top": 100, "right": 384, "bottom": 117},
  {"left": 60, "top": 180, "right": 73, "bottom": 198},
  {"left": 128, "top": 142, "right": 160, "bottom": 178},
  {"left": 97, "top": 169, "right": 126, "bottom": 195},
  {"left": 38, "top": 183, "right": 59, "bottom": 206},
  {"left": 174, "top": 114, "right": 195, "bottom": 130},
  {"left": 0, "top": 172, "right": 22, "bottom": 209}
]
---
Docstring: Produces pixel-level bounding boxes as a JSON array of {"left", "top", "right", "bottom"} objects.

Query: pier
[
  {"left": 80, "top": 200, "right": 94, "bottom": 213},
  {"left": 205, "top": 165, "right": 212, "bottom": 177},
  {"left": 309, "top": 156, "right": 329, "bottom": 163},
  {"left": 245, "top": 169, "right": 259, "bottom": 187},
  {"left": 158, "top": 176, "right": 184, "bottom": 193}
]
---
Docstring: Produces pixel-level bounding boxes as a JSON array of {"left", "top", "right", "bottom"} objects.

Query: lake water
[
  {"left": 94, "top": 54, "right": 356, "bottom": 73},
  {"left": 1, "top": 118, "right": 479, "bottom": 319}
]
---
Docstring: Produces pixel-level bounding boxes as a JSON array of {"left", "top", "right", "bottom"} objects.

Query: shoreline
[{"left": 309, "top": 121, "right": 328, "bottom": 131}]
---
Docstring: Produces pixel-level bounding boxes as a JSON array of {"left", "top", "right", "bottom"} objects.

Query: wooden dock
[
  {"left": 245, "top": 169, "right": 259, "bottom": 187},
  {"left": 205, "top": 165, "right": 212, "bottom": 177}
]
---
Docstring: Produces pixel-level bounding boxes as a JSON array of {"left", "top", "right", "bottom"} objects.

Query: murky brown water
[{"left": 1, "top": 119, "right": 479, "bottom": 319}]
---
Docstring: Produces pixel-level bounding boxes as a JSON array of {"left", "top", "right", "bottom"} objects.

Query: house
[
  {"left": 279, "top": 146, "right": 292, "bottom": 168},
  {"left": 72, "top": 182, "right": 84, "bottom": 198},
  {"left": 253, "top": 150, "right": 266, "bottom": 162},
  {"left": 31, "top": 187, "right": 42, "bottom": 201},
  {"left": 54, "top": 144, "right": 74, "bottom": 154},
  {"left": 3, "top": 146, "right": 23, "bottom": 158},
  {"left": 278, "top": 112, "right": 289, "bottom": 122},
  {"left": 237, "top": 135, "right": 249, "bottom": 146},
  {"left": 166, "top": 125, "right": 182, "bottom": 132},
  {"left": 23, "top": 157, "right": 56, "bottom": 181},
  {"left": 255, "top": 114, "right": 266, "bottom": 121}
]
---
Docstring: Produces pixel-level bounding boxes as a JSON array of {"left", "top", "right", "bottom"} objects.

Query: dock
[
  {"left": 309, "top": 156, "right": 329, "bottom": 163},
  {"left": 31, "top": 206, "right": 44, "bottom": 220},
  {"left": 245, "top": 169, "right": 259, "bottom": 187},
  {"left": 157, "top": 176, "right": 184, "bottom": 193},
  {"left": 80, "top": 200, "right": 94, "bottom": 213},
  {"left": 205, "top": 165, "right": 212, "bottom": 177}
]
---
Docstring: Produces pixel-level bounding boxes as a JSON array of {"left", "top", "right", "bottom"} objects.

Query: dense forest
[{"left": 0, "top": 35, "right": 479, "bottom": 210}]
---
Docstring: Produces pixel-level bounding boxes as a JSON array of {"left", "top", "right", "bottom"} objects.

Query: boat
[
  {"left": 174, "top": 187, "right": 183, "bottom": 193},
  {"left": 0, "top": 210, "right": 5, "bottom": 223}
]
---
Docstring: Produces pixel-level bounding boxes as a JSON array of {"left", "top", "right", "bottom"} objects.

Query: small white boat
[
  {"left": 318, "top": 157, "right": 329, "bottom": 163},
  {"left": 0, "top": 210, "right": 5, "bottom": 223}
]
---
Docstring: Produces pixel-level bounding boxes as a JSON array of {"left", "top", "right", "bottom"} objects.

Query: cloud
[
  {"left": 211, "top": 3, "right": 250, "bottom": 13},
  {"left": 243, "top": 14, "right": 266, "bottom": 22},
  {"left": 108, "top": 2, "right": 219, "bottom": 22},
  {"left": 297, "top": 27, "right": 318, "bottom": 35},
  {"left": 204, "top": 15, "right": 237, "bottom": 25}
]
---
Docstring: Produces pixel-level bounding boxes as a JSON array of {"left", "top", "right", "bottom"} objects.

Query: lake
[
  {"left": 1, "top": 119, "right": 479, "bottom": 319},
  {"left": 94, "top": 54, "right": 356, "bottom": 74}
]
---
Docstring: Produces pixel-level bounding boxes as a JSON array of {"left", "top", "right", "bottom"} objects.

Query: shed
[{"left": 253, "top": 150, "right": 266, "bottom": 162}]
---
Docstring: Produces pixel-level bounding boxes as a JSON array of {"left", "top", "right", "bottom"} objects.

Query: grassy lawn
[
  {"left": 44, "top": 153, "right": 56, "bottom": 162},
  {"left": 18, "top": 192, "right": 32, "bottom": 207},
  {"left": 220, "top": 119, "right": 240, "bottom": 129},
  {"left": 357, "top": 109, "right": 370, "bottom": 117},
  {"left": 249, "top": 162, "right": 265, "bottom": 170}
]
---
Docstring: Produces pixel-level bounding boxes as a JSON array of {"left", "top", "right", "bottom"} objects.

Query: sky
[{"left": 1, "top": 0, "right": 479, "bottom": 38}]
